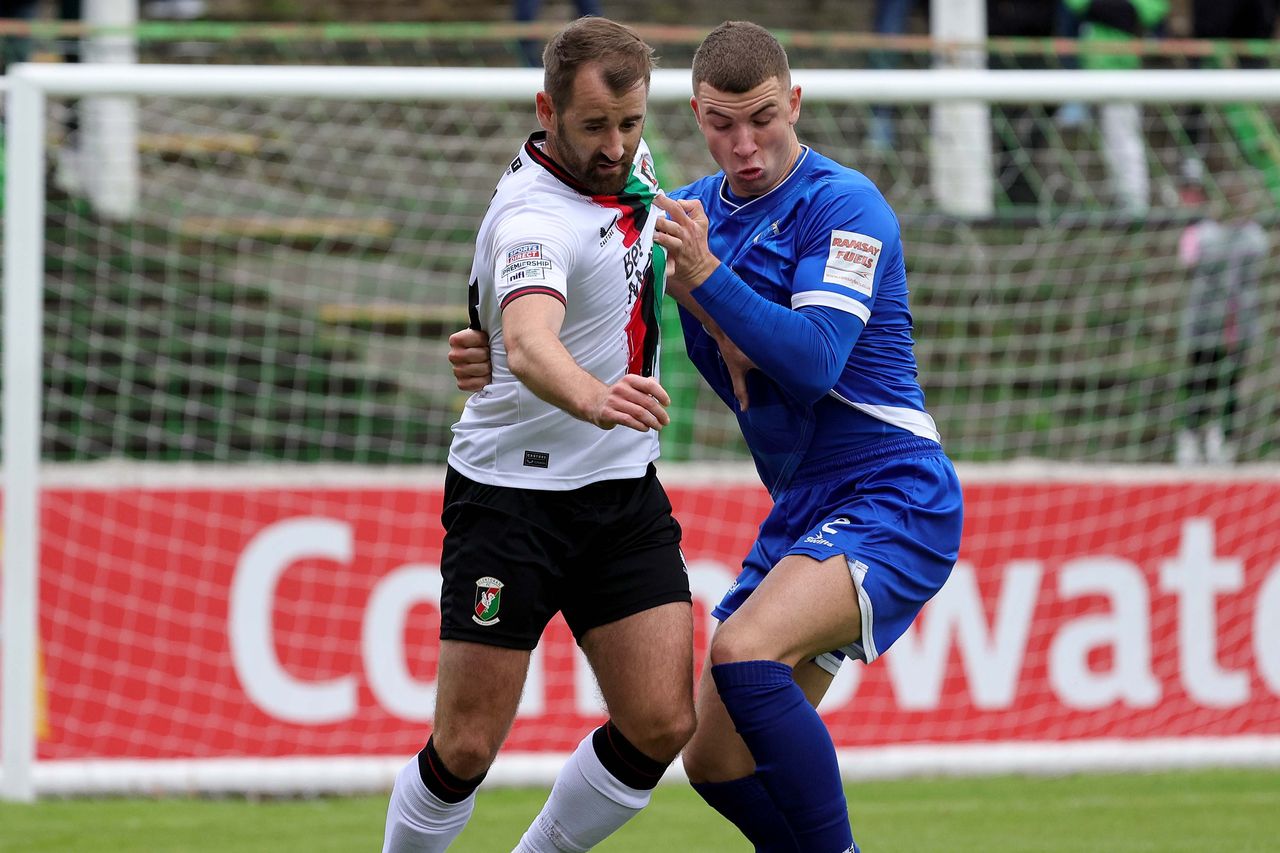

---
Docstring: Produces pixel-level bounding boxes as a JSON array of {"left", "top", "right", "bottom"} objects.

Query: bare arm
[{"left": 503, "top": 293, "right": 671, "bottom": 432}]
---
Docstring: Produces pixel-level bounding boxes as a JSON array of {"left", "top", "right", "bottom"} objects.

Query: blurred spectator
[
  {"left": 1062, "top": 0, "right": 1169, "bottom": 214},
  {"left": 1174, "top": 170, "right": 1268, "bottom": 465},
  {"left": 1054, "top": 1, "right": 1090, "bottom": 128},
  {"left": 987, "top": 0, "right": 1059, "bottom": 205},
  {"left": 1183, "top": 1, "right": 1279, "bottom": 190},
  {"left": 866, "top": 0, "right": 921, "bottom": 151},
  {"left": 1, "top": 0, "right": 39, "bottom": 73},
  {"left": 515, "top": 0, "right": 601, "bottom": 67},
  {"left": 143, "top": 0, "right": 204, "bottom": 17},
  {"left": 144, "top": 0, "right": 212, "bottom": 61}
]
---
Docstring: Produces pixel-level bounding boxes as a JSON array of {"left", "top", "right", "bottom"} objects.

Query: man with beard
[{"left": 382, "top": 17, "right": 695, "bottom": 852}]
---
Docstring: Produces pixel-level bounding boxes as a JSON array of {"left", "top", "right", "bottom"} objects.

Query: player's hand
[
  {"left": 447, "top": 327, "right": 492, "bottom": 391},
  {"left": 716, "top": 334, "right": 756, "bottom": 412},
  {"left": 654, "top": 194, "right": 720, "bottom": 300},
  {"left": 588, "top": 374, "right": 671, "bottom": 432}
]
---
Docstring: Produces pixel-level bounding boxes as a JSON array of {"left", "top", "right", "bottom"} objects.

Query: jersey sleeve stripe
[
  {"left": 792, "top": 290, "right": 871, "bottom": 323},
  {"left": 500, "top": 286, "right": 567, "bottom": 311}
]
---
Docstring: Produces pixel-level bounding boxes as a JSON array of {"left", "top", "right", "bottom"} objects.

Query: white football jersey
[{"left": 448, "top": 132, "right": 665, "bottom": 490}]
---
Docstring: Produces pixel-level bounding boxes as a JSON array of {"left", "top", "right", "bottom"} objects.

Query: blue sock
[
  {"left": 691, "top": 775, "right": 799, "bottom": 852},
  {"left": 712, "top": 660, "right": 854, "bottom": 853}
]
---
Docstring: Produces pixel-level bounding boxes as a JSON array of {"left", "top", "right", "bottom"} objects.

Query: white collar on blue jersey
[{"left": 717, "top": 145, "right": 812, "bottom": 214}]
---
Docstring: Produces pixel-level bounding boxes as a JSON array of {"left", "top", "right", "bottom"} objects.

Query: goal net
[{"left": 4, "top": 55, "right": 1280, "bottom": 799}]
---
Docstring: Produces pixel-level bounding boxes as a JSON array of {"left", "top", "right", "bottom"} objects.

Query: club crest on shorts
[{"left": 473, "top": 577, "right": 504, "bottom": 626}]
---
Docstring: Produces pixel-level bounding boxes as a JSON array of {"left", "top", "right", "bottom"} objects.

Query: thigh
[
  {"left": 786, "top": 453, "right": 963, "bottom": 664},
  {"left": 684, "top": 643, "right": 836, "bottom": 782},
  {"left": 431, "top": 639, "right": 531, "bottom": 771},
  {"left": 580, "top": 601, "right": 694, "bottom": 737},
  {"left": 714, "top": 552, "right": 863, "bottom": 667}
]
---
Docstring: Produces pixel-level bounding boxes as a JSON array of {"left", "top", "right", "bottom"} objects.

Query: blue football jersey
[{"left": 671, "top": 146, "right": 940, "bottom": 494}]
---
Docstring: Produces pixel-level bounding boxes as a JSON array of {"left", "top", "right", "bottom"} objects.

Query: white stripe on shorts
[
  {"left": 841, "top": 557, "right": 879, "bottom": 664},
  {"left": 812, "top": 557, "right": 879, "bottom": 673}
]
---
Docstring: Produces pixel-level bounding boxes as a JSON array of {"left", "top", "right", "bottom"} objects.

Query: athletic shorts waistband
[{"left": 789, "top": 436, "right": 945, "bottom": 486}]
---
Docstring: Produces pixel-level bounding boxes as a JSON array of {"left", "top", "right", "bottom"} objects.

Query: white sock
[
  {"left": 512, "top": 730, "right": 654, "bottom": 852},
  {"left": 383, "top": 756, "right": 476, "bottom": 852}
]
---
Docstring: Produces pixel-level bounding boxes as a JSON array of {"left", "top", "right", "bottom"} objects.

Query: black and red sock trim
[
  {"left": 591, "top": 720, "right": 670, "bottom": 791},
  {"left": 416, "top": 736, "right": 486, "bottom": 804}
]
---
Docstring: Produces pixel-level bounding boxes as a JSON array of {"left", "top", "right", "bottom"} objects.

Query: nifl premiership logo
[{"left": 473, "top": 576, "right": 504, "bottom": 626}]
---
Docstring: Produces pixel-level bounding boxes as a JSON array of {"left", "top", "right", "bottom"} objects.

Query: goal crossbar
[{"left": 12, "top": 63, "right": 1280, "bottom": 102}]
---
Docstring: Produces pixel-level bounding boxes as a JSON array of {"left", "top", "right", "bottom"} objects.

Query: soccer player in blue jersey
[
  {"left": 451, "top": 20, "right": 962, "bottom": 852},
  {"left": 646, "top": 21, "right": 963, "bottom": 851}
]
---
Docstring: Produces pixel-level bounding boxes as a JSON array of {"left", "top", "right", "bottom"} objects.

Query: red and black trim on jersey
[
  {"left": 522, "top": 132, "right": 656, "bottom": 249},
  {"left": 626, "top": 244, "right": 665, "bottom": 377},
  {"left": 500, "top": 285, "right": 566, "bottom": 311},
  {"left": 521, "top": 132, "right": 663, "bottom": 377}
]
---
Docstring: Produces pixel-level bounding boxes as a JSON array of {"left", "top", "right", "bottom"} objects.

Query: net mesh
[
  {"left": 5, "top": 27, "right": 1280, "bottom": 781},
  {"left": 18, "top": 25, "right": 1278, "bottom": 466},
  {"left": 36, "top": 90, "right": 1280, "bottom": 465}
]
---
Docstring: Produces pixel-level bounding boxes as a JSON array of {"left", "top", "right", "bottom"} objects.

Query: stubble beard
[{"left": 551, "top": 124, "right": 631, "bottom": 196}]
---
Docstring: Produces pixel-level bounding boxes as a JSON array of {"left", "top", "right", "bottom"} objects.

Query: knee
[
  {"left": 624, "top": 706, "right": 696, "bottom": 764},
  {"left": 432, "top": 730, "right": 501, "bottom": 781},
  {"left": 708, "top": 621, "right": 771, "bottom": 667}
]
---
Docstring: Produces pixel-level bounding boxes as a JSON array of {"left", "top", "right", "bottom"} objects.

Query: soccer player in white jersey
[
  {"left": 382, "top": 18, "right": 695, "bottom": 853},
  {"left": 452, "top": 21, "right": 964, "bottom": 853}
]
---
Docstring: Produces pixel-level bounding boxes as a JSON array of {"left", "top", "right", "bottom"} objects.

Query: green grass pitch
[{"left": 2, "top": 769, "right": 1277, "bottom": 851}]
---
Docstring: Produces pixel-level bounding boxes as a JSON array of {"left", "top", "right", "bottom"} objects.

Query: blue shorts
[{"left": 713, "top": 436, "right": 963, "bottom": 666}]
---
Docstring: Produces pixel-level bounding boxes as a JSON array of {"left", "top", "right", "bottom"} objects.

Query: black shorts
[{"left": 439, "top": 464, "right": 689, "bottom": 650}]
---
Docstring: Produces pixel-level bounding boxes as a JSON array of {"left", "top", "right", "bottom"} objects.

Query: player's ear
[
  {"left": 535, "top": 91, "right": 555, "bottom": 132},
  {"left": 788, "top": 85, "right": 801, "bottom": 126}
]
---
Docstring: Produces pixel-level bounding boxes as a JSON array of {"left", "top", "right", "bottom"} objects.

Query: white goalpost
[{"left": 5, "top": 63, "right": 1280, "bottom": 801}]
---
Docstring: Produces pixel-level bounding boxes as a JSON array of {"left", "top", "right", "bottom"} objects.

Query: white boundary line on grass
[{"left": 14, "top": 737, "right": 1280, "bottom": 796}]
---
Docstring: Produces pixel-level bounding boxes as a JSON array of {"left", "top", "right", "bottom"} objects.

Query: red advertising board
[{"left": 30, "top": 475, "right": 1280, "bottom": 760}]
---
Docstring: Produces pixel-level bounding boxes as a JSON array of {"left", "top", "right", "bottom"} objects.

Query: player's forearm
[
  {"left": 691, "top": 264, "right": 857, "bottom": 403},
  {"left": 675, "top": 292, "right": 731, "bottom": 348},
  {"left": 677, "top": 304, "right": 740, "bottom": 410},
  {"left": 507, "top": 327, "right": 610, "bottom": 424}
]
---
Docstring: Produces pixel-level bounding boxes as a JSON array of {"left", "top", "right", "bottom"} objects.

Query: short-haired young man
[
  {"left": 652, "top": 21, "right": 963, "bottom": 852},
  {"left": 382, "top": 17, "right": 695, "bottom": 852}
]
